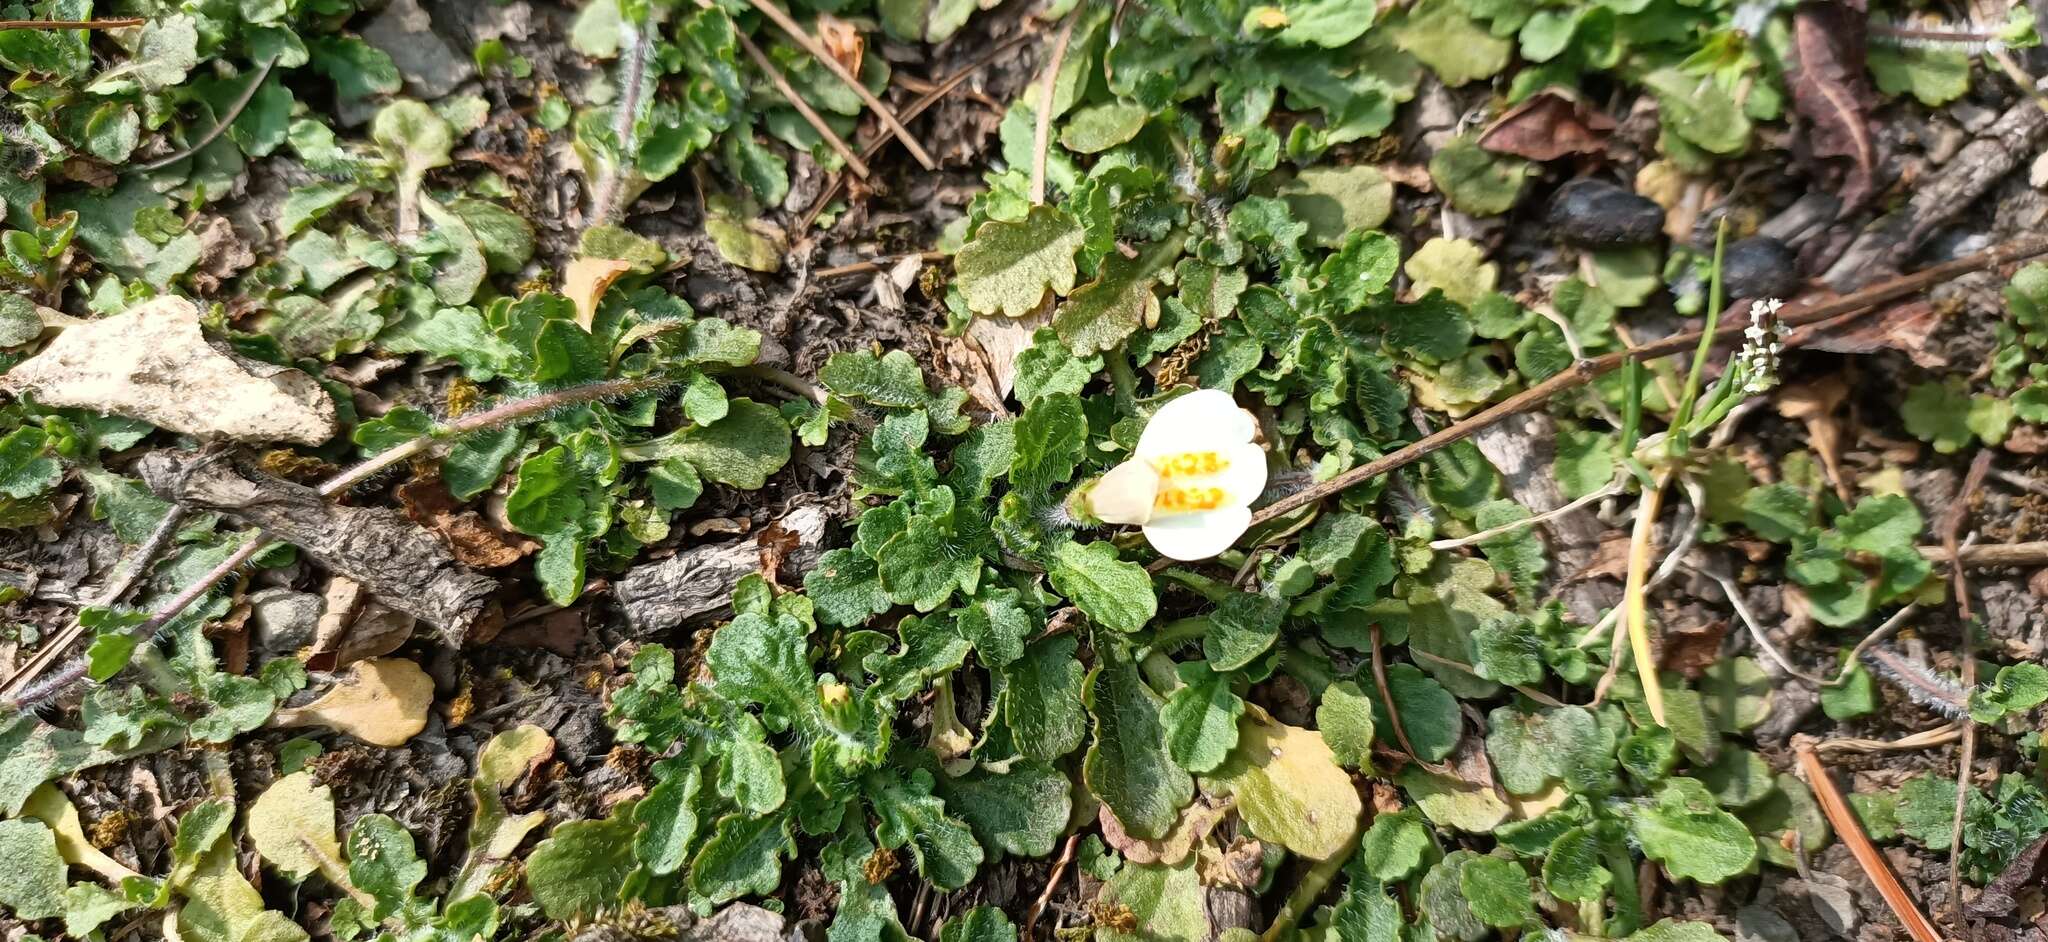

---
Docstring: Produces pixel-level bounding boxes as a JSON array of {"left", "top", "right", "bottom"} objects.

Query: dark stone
[
  {"left": 1545, "top": 179, "right": 1665, "bottom": 246},
  {"left": 1719, "top": 236, "right": 1800, "bottom": 300}
]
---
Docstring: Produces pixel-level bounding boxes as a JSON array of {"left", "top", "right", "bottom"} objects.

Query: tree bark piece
[
  {"left": 138, "top": 452, "right": 499, "bottom": 647},
  {"left": 1821, "top": 91, "right": 2048, "bottom": 290},
  {"left": 613, "top": 504, "right": 831, "bottom": 636}
]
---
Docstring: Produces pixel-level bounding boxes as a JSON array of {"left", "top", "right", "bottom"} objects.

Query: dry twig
[
  {"left": 1030, "top": 11, "right": 1081, "bottom": 206},
  {"left": 130, "top": 58, "right": 279, "bottom": 174},
  {"left": 732, "top": 29, "right": 870, "bottom": 179},
  {"left": 742, "top": 0, "right": 935, "bottom": 169},
  {"left": 0, "top": 17, "right": 142, "bottom": 28},
  {"left": 1240, "top": 233, "right": 2048, "bottom": 532},
  {"left": 1795, "top": 742, "right": 1944, "bottom": 942},
  {"left": 1943, "top": 450, "right": 1994, "bottom": 928}
]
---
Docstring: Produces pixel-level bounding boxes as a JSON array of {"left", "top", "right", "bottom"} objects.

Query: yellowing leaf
[
  {"left": 246, "top": 772, "right": 344, "bottom": 882},
  {"left": 956, "top": 206, "right": 1084, "bottom": 319},
  {"left": 273, "top": 657, "right": 433, "bottom": 747},
  {"left": 478, "top": 723, "right": 555, "bottom": 789},
  {"left": 563, "top": 257, "right": 633, "bottom": 332},
  {"left": 1209, "top": 710, "right": 1362, "bottom": 860},
  {"left": 21, "top": 785, "right": 138, "bottom": 884}
]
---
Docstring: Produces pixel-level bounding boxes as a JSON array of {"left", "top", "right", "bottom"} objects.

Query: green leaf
[
  {"left": 1161, "top": 663, "right": 1244, "bottom": 773},
  {"left": 1096, "top": 859, "right": 1209, "bottom": 942},
  {"left": 1628, "top": 919, "right": 1733, "bottom": 942},
  {"left": 1367, "top": 663, "right": 1461, "bottom": 762},
  {"left": 1903, "top": 379, "right": 2000, "bottom": 453},
  {"left": 345, "top": 814, "right": 425, "bottom": 918},
  {"left": 940, "top": 906, "right": 1017, "bottom": 942},
  {"left": 1059, "top": 102, "right": 1150, "bottom": 154},
  {"left": 1359, "top": 807, "right": 1432, "bottom": 881},
  {"left": 1643, "top": 68, "right": 1751, "bottom": 155},
  {"left": 372, "top": 99, "right": 453, "bottom": 198},
  {"left": 691, "top": 812, "right": 793, "bottom": 905},
  {"left": 1085, "top": 657, "right": 1193, "bottom": 840},
  {"left": 1896, "top": 774, "right": 1968, "bottom": 850},
  {"left": 1418, "top": 850, "right": 1491, "bottom": 942},
  {"left": 1971, "top": 663, "right": 2048, "bottom": 723},
  {"left": 1050, "top": 541, "right": 1157, "bottom": 633},
  {"left": 1011, "top": 392, "right": 1086, "bottom": 494},
  {"left": 956, "top": 205, "right": 1085, "bottom": 318},
  {"left": 626, "top": 398, "right": 792, "bottom": 489},
  {"left": 1204, "top": 591, "right": 1285, "bottom": 671},
  {"left": 1543, "top": 825, "right": 1613, "bottom": 902},
  {"left": 1391, "top": 0, "right": 1511, "bottom": 86},
  {"left": 1317, "top": 680, "right": 1377, "bottom": 771},
  {"left": 1740, "top": 483, "right": 1814, "bottom": 542},
  {"left": 307, "top": 35, "right": 402, "bottom": 104},
  {"left": 1630, "top": 778, "right": 1758, "bottom": 884},
  {"left": 0, "top": 427, "right": 60, "bottom": 499},
  {"left": 1429, "top": 138, "right": 1530, "bottom": 216},
  {"left": 937, "top": 761, "right": 1071, "bottom": 860},
  {"left": 1276, "top": 165, "right": 1394, "bottom": 247},
  {"left": 1003, "top": 636, "right": 1087, "bottom": 762},
  {"left": 806, "top": 548, "right": 890, "bottom": 628},
  {"left": 877, "top": 513, "right": 982, "bottom": 611},
  {"left": 818, "top": 348, "right": 969, "bottom": 432},
  {"left": 707, "top": 606, "right": 812, "bottom": 722},
  {"left": 1210, "top": 713, "right": 1363, "bottom": 859},
  {"left": 1484, "top": 705, "right": 1599, "bottom": 796},
  {"left": 1403, "top": 238, "right": 1497, "bottom": 308},
  {"left": 1870, "top": 27, "right": 1972, "bottom": 106},
  {"left": 1053, "top": 235, "right": 1181, "bottom": 354},
  {"left": 1459, "top": 855, "right": 1533, "bottom": 928},
  {"left": 867, "top": 769, "right": 984, "bottom": 889},
  {"left": 526, "top": 809, "right": 638, "bottom": 921},
  {"left": 1013, "top": 328, "right": 1101, "bottom": 405},
  {"left": 0, "top": 819, "right": 65, "bottom": 920}
]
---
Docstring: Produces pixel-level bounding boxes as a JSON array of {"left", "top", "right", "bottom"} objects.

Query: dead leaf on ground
[
  {"left": 1776, "top": 375, "right": 1853, "bottom": 501},
  {"left": 1, "top": 295, "right": 336, "bottom": 445},
  {"left": 273, "top": 657, "right": 435, "bottom": 747},
  {"left": 1789, "top": 3, "right": 1881, "bottom": 212},
  {"left": 1970, "top": 832, "right": 2048, "bottom": 918},
  {"left": 564, "top": 256, "right": 635, "bottom": 332},
  {"left": 1660, "top": 616, "right": 1731, "bottom": 677},
  {"left": 965, "top": 307, "right": 1052, "bottom": 401},
  {"left": 1477, "top": 89, "right": 1617, "bottom": 161},
  {"left": 22, "top": 785, "right": 139, "bottom": 884},
  {"left": 1802, "top": 300, "right": 1945, "bottom": 367},
  {"left": 814, "top": 13, "right": 863, "bottom": 76},
  {"left": 1098, "top": 797, "right": 1227, "bottom": 866},
  {"left": 246, "top": 771, "right": 344, "bottom": 881},
  {"left": 398, "top": 478, "right": 538, "bottom": 569}
]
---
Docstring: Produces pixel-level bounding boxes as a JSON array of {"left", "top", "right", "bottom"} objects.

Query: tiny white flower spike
[{"left": 1084, "top": 389, "right": 1269, "bottom": 561}]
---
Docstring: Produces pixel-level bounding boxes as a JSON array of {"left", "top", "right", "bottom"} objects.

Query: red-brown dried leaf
[
  {"left": 1802, "top": 299, "right": 1945, "bottom": 367},
  {"left": 397, "top": 478, "right": 539, "bottom": 569},
  {"left": 1789, "top": 4, "right": 1881, "bottom": 212},
  {"left": 1476, "top": 90, "right": 1616, "bottom": 162}
]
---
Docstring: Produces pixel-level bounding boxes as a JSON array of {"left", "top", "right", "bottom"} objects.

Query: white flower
[{"left": 1083, "top": 389, "right": 1269, "bottom": 561}]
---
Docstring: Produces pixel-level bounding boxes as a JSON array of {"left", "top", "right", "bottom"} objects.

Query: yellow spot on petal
[
  {"left": 1155, "top": 486, "right": 1226, "bottom": 513},
  {"left": 1151, "top": 451, "right": 1230, "bottom": 479}
]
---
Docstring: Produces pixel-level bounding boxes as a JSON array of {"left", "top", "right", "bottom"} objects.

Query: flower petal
[
  {"left": 1086, "top": 459, "right": 1160, "bottom": 525},
  {"left": 1143, "top": 506, "right": 1253, "bottom": 561},
  {"left": 1135, "top": 389, "right": 1255, "bottom": 461}
]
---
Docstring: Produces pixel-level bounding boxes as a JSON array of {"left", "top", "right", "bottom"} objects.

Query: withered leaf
[
  {"left": 1476, "top": 90, "right": 1616, "bottom": 162},
  {"left": 1789, "top": 4, "right": 1881, "bottom": 212}
]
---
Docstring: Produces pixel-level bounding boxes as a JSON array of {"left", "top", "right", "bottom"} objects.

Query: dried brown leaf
[
  {"left": 273, "top": 657, "right": 435, "bottom": 747},
  {"left": 1476, "top": 89, "right": 1616, "bottom": 161},
  {"left": 1789, "top": 4, "right": 1881, "bottom": 212}
]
